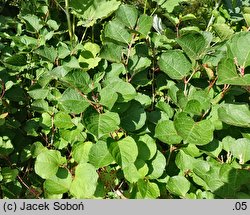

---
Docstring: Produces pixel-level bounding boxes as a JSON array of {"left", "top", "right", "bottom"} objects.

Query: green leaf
[
  {"left": 137, "top": 14, "right": 153, "bottom": 37},
  {"left": 89, "top": 141, "right": 114, "bottom": 168},
  {"left": 59, "top": 88, "right": 90, "bottom": 114},
  {"left": 50, "top": 66, "right": 69, "bottom": 79},
  {"left": 99, "top": 88, "right": 118, "bottom": 110},
  {"left": 227, "top": 32, "right": 250, "bottom": 68},
  {"left": 174, "top": 113, "right": 214, "bottom": 145},
  {"left": 108, "top": 136, "right": 138, "bottom": 168},
  {"left": 47, "top": 19, "right": 59, "bottom": 30},
  {"left": 166, "top": 175, "right": 191, "bottom": 197},
  {"left": 193, "top": 163, "right": 250, "bottom": 198},
  {"left": 123, "top": 163, "right": 145, "bottom": 183},
  {"left": 222, "top": 137, "right": 250, "bottom": 164},
  {"left": 70, "top": 0, "right": 120, "bottom": 27},
  {"left": 83, "top": 108, "right": 120, "bottom": 139},
  {"left": 72, "top": 141, "right": 93, "bottom": 163},
  {"left": 176, "top": 32, "right": 206, "bottom": 60},
  {"left": 31, "top": 99, "right": 49, "bottom": 113},
  {"left": 78, "top": 42, "right": 101, "bottom": 70},
  {"left": 153, "top": 0, "right": 186, "bottom": 13},
  {"left": 28, "top": 88, "right": 50, "bottom": 100},
  {"left": 136, "top": 179, "right": 160, "bottom": 199},
  {"left": 102, "top": 78, "right": 136, "bottom": 102},
  {"left": 175, "top": 150, "right": 197, "bottom": 171},
  {"left": 100, "top": 42, "right": 123, "bottom": 63},
  {"left": 62, "top": 70, "right": 91, "bottom": 94},
  {"left": 35, "top": 150, "right": 66, "bottom": 179},
  {"left": 62, "top": 56, "right": 81, "bottom": 69},
  {"left": 30, "top": 141, "right": 47, "bottom": 158},
  {"left": 5, "top": 54, "right": 27, "bottom": 66},
  {"left": 155, "top": 101, "right": 174, "bottom": 118},
  {"left": 217, "top": 53, "right": 250, "bottom": 85},
  {"left": 218, "top": 103, "right": 250, "bottom": 127},
  {"left": 0, "top": 136, "right": 14, "bottom": 156},
  {"left": 213, "top": 23, "right": 234, "bottom": 40},
  {"left": 22, "top": 14, "right": 43, "bottom": 32},
  {"left": 116, "top": 4, "right": 138, "bottom": 29},
  {"left": 199, "top": 140, "right": 222, "bottom": 158},
  {"left": 134, "top": 93, "right": 151, "bottom": 108},
  {"left": 1, "top": 167, "right": 19, "bottom": 183},
  {"left": 35, "top": 46, "right": 57, "bottom": 63},
  {"left": 104, "top": 20, "right": 132, "bottom": 45},
  {"left": 44, "top": 168, "right": 72, "bottom": 194},
  {"left": 120, "top": 100, "right": 146, "bottom": 132},
  {"left": 135, "top": 134, "right": 157, "bottom": 161},
  {"left": 54, "top": 112, "right": 74, "bottom": 129},
  {"left": 158, "top": 50, "right": 192, "bottom": 80},
  {"left": 147, "top": 150, "right": 166, "bottom": 179},
  {"left": 70, "top": 163, "right": 98, "bottom": 198},
  {"left": 155, "top": 120, "right": 182, "bottom": 145},
  {"left": 128, "top": 55, "right": 151, "bottom": 76}
]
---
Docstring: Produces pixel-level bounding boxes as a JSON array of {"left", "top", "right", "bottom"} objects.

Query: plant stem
[
  {"left": 206, "top": 0, "right": 222, "bottom": 31},
  {"left": 92, "top": 25, "right": 95, "bottom": 43},
  {"left": 144, "top": 0, "right": 148, "bottom": 14},
  {"left": 65, "top": 0, "right": 73, "bottom": 45}
]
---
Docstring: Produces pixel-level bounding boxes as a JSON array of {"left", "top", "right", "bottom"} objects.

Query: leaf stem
[
  {"left": 80, "top": 27, "right": 89, "bottom": 44},
  {"left": 125, "top": 34, "right": 136, "bottom": 82},
  {"left": 184, "top": 69, "right": 196, "bottom": 96}
]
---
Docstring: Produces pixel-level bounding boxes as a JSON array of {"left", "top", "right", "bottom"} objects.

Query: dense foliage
[{"left": 0, "top": 0, "right": 250, "bottom": 199}]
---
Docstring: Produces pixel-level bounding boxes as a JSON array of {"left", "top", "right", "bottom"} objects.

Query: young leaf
[{"left": 213, "top": 23, "right": 234, "bottom": 40}]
